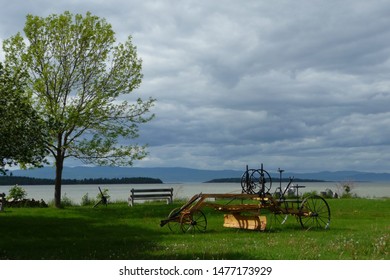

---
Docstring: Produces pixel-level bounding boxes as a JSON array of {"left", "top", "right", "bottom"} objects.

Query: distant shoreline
[
  {"left": 204, "top": 178, "right": 328, "bottom": 183},
  {"left": 0, "top": 176, "right": 163, "bottom": 185}
]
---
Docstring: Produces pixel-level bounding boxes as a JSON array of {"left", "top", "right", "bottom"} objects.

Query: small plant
[
  {"left": 341, "top": 183, "right": 355, "bottom": 198},
  {"left": 335, "top": 181, "right": 357, "bottom": 198},
  {"left": 61, "top": 193, "right": 75, "bottom": 207},
  {"left": 81, "top": 193, "right": 95, "bottom": 206},
  {"left": 7, "top": 185, "right": 27, "bottom": 200}
]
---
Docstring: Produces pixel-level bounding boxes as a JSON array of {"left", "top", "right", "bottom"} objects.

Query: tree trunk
[{"left": 54, "top": 153, "right": 64, "bottom": 208}]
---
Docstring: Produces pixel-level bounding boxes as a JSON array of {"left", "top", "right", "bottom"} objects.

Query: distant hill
[{"left": 6, "top": 166, "right": 390, "bottom": 182}]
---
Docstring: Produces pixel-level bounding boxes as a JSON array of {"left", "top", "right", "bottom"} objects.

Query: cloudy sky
[{"left": 1, "top": 0, "right": 390, "bottom": 173}]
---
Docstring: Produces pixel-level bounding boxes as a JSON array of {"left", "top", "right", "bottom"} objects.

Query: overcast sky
[{"left": 1, "top": 0, "right": 390, "bottom": 173}]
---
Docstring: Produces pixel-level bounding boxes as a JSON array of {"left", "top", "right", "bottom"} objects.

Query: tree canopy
[
  {"left": 2, "top": 11, "right": 155, "bottom": 207},
  {"left": 0, "top": 62, "right": 47, "bottom": 174}
]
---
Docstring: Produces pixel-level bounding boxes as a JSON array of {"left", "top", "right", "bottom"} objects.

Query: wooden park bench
[{"left": 128, "top": 187, "right": 173, "bottom": 206}]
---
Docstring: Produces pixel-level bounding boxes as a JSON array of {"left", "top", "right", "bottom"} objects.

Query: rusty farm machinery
[{"left": 160, "top": 164, "right": 331, "bottom": 233}]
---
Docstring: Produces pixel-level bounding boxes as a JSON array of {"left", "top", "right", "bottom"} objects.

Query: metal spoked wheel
[
  {"left": 271, "top": 213, "right": 288, "bottom": 228},
  {"left": 299, "top": 195, "right": 331, "bottom": 230},
  {"left": 261, "top": 208, "right": 287, "bottom": 232},
  {"left": 241, "top": 169, "right": 272, "bottom": 194},
  {"left": 241, "top": 168, "right": 257, "bottom": 194},
  {"left": 167, "top": 207, "right": 182, "bottom": 233},
  {"left": 180, "top": 210, "right": 207, "bottom": 233},
  {"left": 248, "top": 169, "right": 272, "bottom": 195}
]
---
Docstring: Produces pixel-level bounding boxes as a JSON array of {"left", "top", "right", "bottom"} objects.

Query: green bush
[
  {"left": 81, "top": 193, "right": 95, "bottom": 206},
  {"left": 61, "top": 193, "right": 75, "bottom": 207},
  {"left": 7, "top": 185, "right": 27, "bottom": 200},
  {"left": 340, "top": 183, "right": 358, "bottom": 198}
]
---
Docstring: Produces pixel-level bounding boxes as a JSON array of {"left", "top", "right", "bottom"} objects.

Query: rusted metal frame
[
  {"left": 272, "top": 196, "right": 306, "bottom": 216},
  {"left": 185, "top": 193, "right": 264, "bottom": 216},
  {"left": 161, "top": 191, "right": 309, "bottom": 228},
  {"left": 159, "top": 193, "right": 203, "bottom": 227}
]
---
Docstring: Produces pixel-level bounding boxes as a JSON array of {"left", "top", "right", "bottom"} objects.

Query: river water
[{"left": 1, "top": 181, "right": 389, "bottom": 204}]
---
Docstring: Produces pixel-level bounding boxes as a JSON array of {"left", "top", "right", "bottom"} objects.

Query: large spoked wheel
[
  {"left": 167, "top": 207, "right": 182, "bottom": 233},
  {"left": 270, "top": 212, "right": 288, "bottom": 229},
  {"left": 180, "top": 210, "right": 207, "bottom": 233},
  {"left": 248, "top": 169, "right": 272, "bottom": 195},
  {"left": 299, "top": 195, "right": 331, "bottom": 230},
  {"left": 241, "top": 169, "right": 257, "bottom": 194},
  {"left": 241, "top": 169, "right": 272, "bottom": 194},
  {"left": 261, "top": 208, "right": 288, "bottom": 232}
]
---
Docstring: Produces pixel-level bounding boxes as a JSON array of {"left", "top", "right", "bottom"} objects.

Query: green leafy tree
[
  {"left": 2, "top": 11, "right": 155, "bottom": 207},
  {"left": 0, "top": 62, "right": 47, "bottom": 174}
]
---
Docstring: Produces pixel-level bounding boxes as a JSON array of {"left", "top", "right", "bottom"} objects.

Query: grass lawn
[{"left": 0, "top": 198, "right": 388, "bottom": 260}]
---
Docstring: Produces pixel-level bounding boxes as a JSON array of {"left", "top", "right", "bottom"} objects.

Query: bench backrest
[
  {"left": 131, "top": 188, "right": 173, "bottom": 194},
  {"left": 129, "top": 188, "right": 173, "bottom": 206}
]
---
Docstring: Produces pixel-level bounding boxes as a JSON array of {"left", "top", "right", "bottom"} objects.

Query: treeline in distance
[{"left": 0, "top": 176, "right": 163, "bottom": 185}]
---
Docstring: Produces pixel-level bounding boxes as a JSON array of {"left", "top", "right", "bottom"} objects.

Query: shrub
[
  {"left": 61, "top": 193, "right": 75, "bottom": 207},
  {"left": 81, "top": 193, "right": 95, "bottom": 206},
  {"left": 335, "top": 181, "right": 357, "bottom": 198},
  {"left": 7, "top": 185, "right": 27, "bottom": 200}
]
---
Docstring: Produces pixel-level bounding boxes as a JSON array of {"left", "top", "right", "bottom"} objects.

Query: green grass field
[{"left": 0, "top": 198, "right": 388, "bottom": 260}]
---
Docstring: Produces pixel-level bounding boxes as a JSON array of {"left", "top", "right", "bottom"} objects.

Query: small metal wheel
[
  {"left": 180, "top": 210, "right": 207, "bottom": 233},
  {"left": 299, "top": 195, "right": 331, "bottom": 230},
  {"left": 167, "top": 207, "right": 182, "bottom": 233},
  {"left": 248, "top": 169, "right": 272, "bottom": 195}
]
